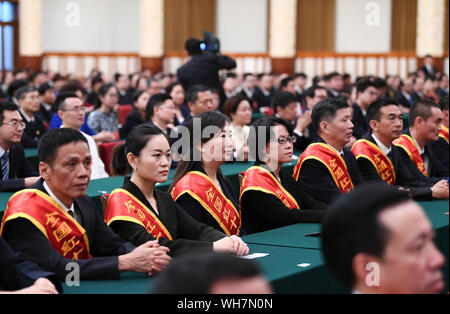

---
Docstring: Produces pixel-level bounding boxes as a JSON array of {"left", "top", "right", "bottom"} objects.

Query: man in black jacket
[
  {"left": 351, "top": 99, "right": 448, "bottom": 200},
  {"left": 1, "top": 128, "right": 171, "bottom": 282},
  {"left": 0, "top": 102, "right": 40, "bottom": 192},
  {"left": 177, "top": 38, "right": 236, "bottom": 91}
]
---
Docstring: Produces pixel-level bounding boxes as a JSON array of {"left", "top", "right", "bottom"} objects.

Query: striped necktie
[{"left": 1, "top": 152, "right": 9, "bottom": 181}]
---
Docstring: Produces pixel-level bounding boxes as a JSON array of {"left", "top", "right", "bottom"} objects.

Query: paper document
[{"left": 240, "top": 253, "right": 269, "bottom": 259}]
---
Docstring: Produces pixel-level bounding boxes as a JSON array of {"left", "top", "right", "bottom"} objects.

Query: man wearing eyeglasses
[
  {"left": 0, "top": 102, "right": 40, "bottom": 192},
  {"left": 57, "top": 93, "right": 109, "bottom": 179}
]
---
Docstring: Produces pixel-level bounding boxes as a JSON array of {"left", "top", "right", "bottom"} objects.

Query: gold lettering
[
  {"left": 53, "top": 222, "right": 72, "bottom": 242},
  {"left": 61, "top": 235, "right": 80, "bottom": 257},
  {"left": 206, "top": 187, "right": 215, "bottom": 203},
  {"left": 46, "top": 212, "right": 60, "bottom": 228}
]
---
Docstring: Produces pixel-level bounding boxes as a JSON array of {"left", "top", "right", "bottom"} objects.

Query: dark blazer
[
  {"left": 395, "top": 131, "right": 448, "bottom": 184},
  {"left": 174, "top": 165, "right": 241, "bottom": 234},
  {"left": 19, "top": 112, "right": 47, "bottom": 149},
  {"left": 296, "top": 139, "right": 364, "bottom": 205},
  {"left": 436, "top": 87, "right": 448, "bottom": 99},
  {"left": 119, "top": 109, "right": 144, "bottom": 139},
  {"left": 118, "top": 89, "right": 133, "bottom": 105},
  {"left": 430, "top": 137, "right": 449, "bottom": 172},
  {"left": 109, "top": 178, "right": 225, "bottom": 257},
  {"left": 0, "top": 144, "right": 38, "bottom": 192},
  {"left": 355, "top": 133, "right": 433, "bottom": 200},
  {"left": 0, "top": 236, "right": 61, "bottom": 292},
  {"left": 2, "top": 179, "right": 136, "bottom": 282},
  {"left": 36, "top": 103, "right": 54, "bottom": 125},
  {"left": 420, "top": 65, "right": 438, "bottom": 79},
  {"left": 252, "top": 86, "right": 277, "bottom": 110},
  {"left": 351, "top": 103, "right": 369, "bottom": 139},
  {"left": 395, "top": 91, "right": 413, "bottom": 109},
  {"left": 177, "top": 52, "right": 236, "bottom": 90},
  {"left": 241, "top": 166, "right": 326, "bottom": 234}
]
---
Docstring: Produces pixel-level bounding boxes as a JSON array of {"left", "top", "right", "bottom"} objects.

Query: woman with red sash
[
  {"left": 169, "top": 112, "right": 244, "bottom": 236},
  {"left": 240, "top": 117, "right": 326, "bottom": 234},
  {"left": 107, "top": 124, "right": 248, "bottom": 256}
]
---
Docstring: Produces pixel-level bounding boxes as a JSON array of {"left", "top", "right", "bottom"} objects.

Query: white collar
[
  {"left": 410, "top": 133, "right": 425, "bottom": 154},
  {"left": 0, "top": 146, "right": 9, "bottom": 157},
  {"left": 43, "top": 181, "right": 75, "bottom": 214},
  {"left": 371, "top": 133, "right": 391, "bottom": 155},
  {"left": 328, "top": 143, "right": 344, "bottom": 156},
  {"left": 19, "top": 107, "right": 35, "bottom": 123}
]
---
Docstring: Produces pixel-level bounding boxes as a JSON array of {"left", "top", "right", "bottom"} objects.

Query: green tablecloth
[{"left": 62, "top": 243, "right": 344, "bottom": 294}]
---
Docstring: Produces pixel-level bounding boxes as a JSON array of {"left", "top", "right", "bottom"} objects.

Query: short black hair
[
  {"left": 248, "top": 116, "right": 293, "bottom": 164},
  {"left": 367, "top": 98, "right": 399, "bottom": 126},
  {"left": 145, "top": 93, "right": 172, "bottom": 120},
  {"left": 280, "top": 76, "right": 294, "bottom": 89},
  {"left": 311, "top": 98, "right": 349, "bottom": 133},
  {"left": 356, "top": 80, "right": 377, "bottom": 94},
  {"left": 271, "top": 91, "right": 297, "bottom": 111},
  {"left": 439, "top": 96, "right": 449, "bottom": 111},
  {"left": 185, "top": 38, "right": 202, "bottom": 55},
  {"left": 408, "top": 99, "right": 441, "bottom": 127},
  {"left": 55, "top": 92, "right": 79, "bottom": 111},
  {"left": 151, "top": 252, "right": 264, "bottom": 294},
  {"left": 0, "top": 101, "right": 19, "bottom": 124},
  {"left": 38, "top": 128, "right": 88, "bottom": 166},
  {"left": 304, "top": 85, "right": 327, "bottom": 99},
  {"left": 38, "top": 82, "right": 54, "bottom": 95},
  {"left": 322, "top": 184, "right": 411, "bottom": 290},
  {"left": 186, "top": 85, "right": 210, "bottom": 104}
]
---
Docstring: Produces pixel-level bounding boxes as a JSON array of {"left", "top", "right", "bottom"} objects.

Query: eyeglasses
[
  {"left": 274, "top": 136, "right": 296, "bottom": 144},
  {"left": 64, "top": 106, "right": 86, "bottom": 113},
  {"left": 2, "top": 120, "right": 26, "bottom": 129}
]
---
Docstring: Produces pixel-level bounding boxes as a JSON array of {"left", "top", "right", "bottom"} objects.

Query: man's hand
[
  {"left": 431, "top": 180, "right": 449, "bottom": 199},
  {"left": 213, "top": 236, "right": 249, "bottom": 256},
  {"left": 118, "top": 240, "right": 171, "bottom": 275},
  {"left": 7, "top": 278, "right": 59, "bottom": 294},
  {"left": 24, "top": 176, "right": 41, "bottom": 188},
  {"left": 295, "top": 110, "right": 311, "bottom": 134}
]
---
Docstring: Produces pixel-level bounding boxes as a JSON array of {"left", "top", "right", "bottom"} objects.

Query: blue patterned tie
[{"left": 1, "top": 152, "right": 9, "bottom": 181}]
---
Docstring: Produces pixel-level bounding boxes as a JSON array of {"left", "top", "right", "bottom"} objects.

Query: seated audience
[
  {"left": 223, "top": 95, "right": 252, "bottom": 161},
  {"left": 119, "top": 90, "right": 150, "bottom": 139},
  {"left": 352, "top": 80, "right": 379, "bottom": 139},
  {"left": 106, "top": 124, "right": 248, "bottom": 257},
  {"left": 240, "top": 117, "right": 326, "bottom": 234},
  {"left": 87, "top": 83, "right": 119, "bottom": 137},
  {"left": 170, "top": 112, "right": 242, "bottom": 236},
  {"left": 394, "top": 99, "right": 449, "bottom": 181},
  {"left": 37, "top": 82, "right": 56, "bottom": 126},
  {"left": 253, "top": 73, "right": 276, "bottom": 110},
  {"left": 322, "top": 184, "right": 445, "bottom": 294},
  {"left": 16, "top": 86, "right": 47, "bottom": 148},
  {"left": 1, "top": 128, "right": 171, "bottom": 281},
  {"left": 183, "top": 85, "right": 214, "bottom": 125},
  {"left": 293, "top": 98, "right": 364, "bottom": 204},
  {"left": 0, "top": 102, "right": 40, "bottom": 192},
  {"left": 430, "top": 96, "right": 449, "bottom": 170},
  {"left": 167, "top": 82, "right": 190, "bottom": 126},
  {"left": 351, "top": 99, "right": 448, "bottom": 200}
]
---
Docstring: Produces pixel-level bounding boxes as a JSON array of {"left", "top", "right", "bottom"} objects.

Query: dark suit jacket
[
  {"left": 19, "top": 112, "right": 47, "bottom": 148},
  {"left": 420, "top": 65, "right": 438, "bottom": 79},
  {"left": 119, "top": 109, "right": 144, "bottom": 140},
  {"left": 177, "top": 52, "right": 236, "bottom": 90},
  {"left": 351, "top": 103, "right": 369, "bottom": 139},
  {"left": 430, "top": 136, "right": 449, "bottom": 172},
  {"left": 355, "top": 133, "right": 433, "bottom": 200},
  {"left": 118, "top": 89, "right": 133, "bottom": 105},
  {"left": 2, "top": 179, "right": 136, "bottom": 282},
  {"left": 174, "top": 165, "right": 241, "bottom": 234},
  {"left": 296, "top": 139, "right": 364, "bottom": 205},
  {"left": 109, "top": 178, "right": 225, "bottom": 257},
  {"left": 241, "top": 165, "right": 326, "bottom": 234},
  {"left": 395, "top": 131, "right": 448, "bottom": 184},
  {"left": 0, "top": 237, "right": 61, "bottom": 292},
  {"left": 0, "top": 144, "right": 38, "bottom": 192},
  {"left": 253, "top": 86, "right": 277, "bottom": 110},
  {"left": 395, "top": 91, "right": 413, "bottom": 109}
]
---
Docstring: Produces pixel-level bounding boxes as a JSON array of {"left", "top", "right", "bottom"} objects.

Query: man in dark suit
[
  {"left": 436, "top": 74, "right": 449, "bottom": 99},
  {"left": 37, "top": 82, "right": 56, "bottom": 127},
  {"left": 411, "top": 77, "right": 426, "bottom": 102},
  {"left": 16, "top": 85, "right": 47, "bottom": 148},
  {"left": 177, "top": 38, "right": 236, "bottom": 91},
  {"left": 430, "top": 96, "right": 449, "bottom": 172},
  {"left": 114, "top": 73, "right": 133, "bottom": 105},
  {"left": 0, "top": 237, "right": 60, "bottom": 293},
  {"left": 420, "top": 55, "right": 438, "bottom": 79},
  {"left": 395, "top": 77, "right": 414, "bottom": 111},
  {"left": 293, "top": 98, "right": 364, "bottom": 204},
  {"left": 253, "top": 73, "right": 277, "bottom": 110},
  {"left": 0, "top": 102, "right": 40, "bottom": 192},
  {"left": 394, "top": 99, "right": 449, "bottom": 184},
  {"left": 1, "top": 128, "right": 171, "bottom": 282},
  {"left": 352, "top": 99, "right": 448, "bottom": 200},
  {"left": 352, "top": 80, "right": 379, "bottom": 139},
  {"left": 237, "top": 73, "right": 257, "bottom": 105}
]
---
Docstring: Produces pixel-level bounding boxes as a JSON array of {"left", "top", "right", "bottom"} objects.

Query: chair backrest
[
  {"left": 118, "top": 104, "right": 133, "bottom": 126},
  {"left": 98, "top": 141, "right": 124, "bottom": 175},
  {"left": 100, "top": 194, "right": 110, "bottom": 218}
]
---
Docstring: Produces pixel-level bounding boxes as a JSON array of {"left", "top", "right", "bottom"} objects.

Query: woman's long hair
[{"left": 169, "top": 111, "right": 230, "bottom": 191}]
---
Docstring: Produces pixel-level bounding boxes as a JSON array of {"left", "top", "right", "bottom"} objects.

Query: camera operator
[{"left": 177, "top": 37, "right": 236, "bottom": 91}]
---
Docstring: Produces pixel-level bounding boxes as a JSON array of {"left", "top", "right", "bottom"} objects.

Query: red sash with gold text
[
  {"left": 171, "top": 171, "right": 240, "bottom": 236},
  {"left": 104, "top": 189, "right": 173, "bottom": 240},
  {"left": 351, "top": 139, "right": 396, "bottom": 185},
  {"left": 0, "top": 189, "right": 91, "bottom": 260},
  {"left": 239, "top": 166, "right": 299, "bottom": 210},
  {"left": 293, "top": 143, "right": 354, "bottom": 193},
  {"left": 439, "top": 125, "right": 449, "bottom": 144},
  {"left": 393, "top": 134, "right": 427, "bottom": 176}
]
